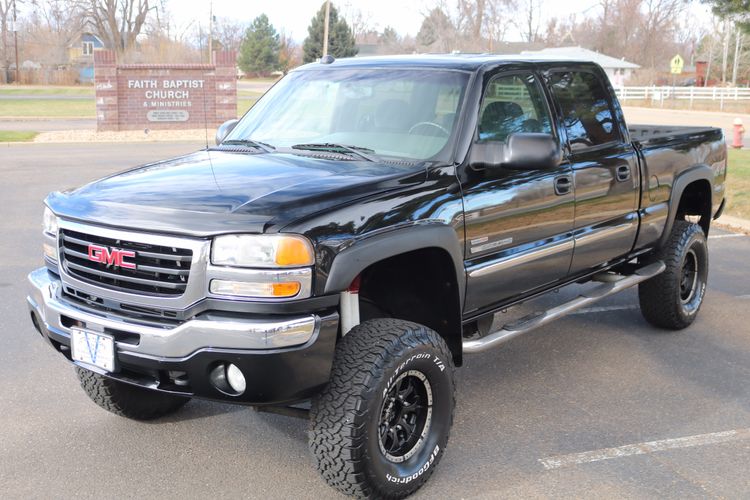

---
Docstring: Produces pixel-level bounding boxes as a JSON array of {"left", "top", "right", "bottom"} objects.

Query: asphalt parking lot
[{"left": 1, "top": 142, "right": 749, "bottom": 499}]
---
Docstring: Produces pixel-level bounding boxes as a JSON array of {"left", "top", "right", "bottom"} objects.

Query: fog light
[
  {"left": 209, "top": 362, "right": 246, "bottom": 396},
  {"left": 226, "top": 364, "right": 246, "bottom": 394}
]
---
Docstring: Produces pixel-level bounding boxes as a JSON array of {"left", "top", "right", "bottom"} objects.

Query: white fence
[{"left": 615, "top": 86, "right": 750, "bottom": 109}]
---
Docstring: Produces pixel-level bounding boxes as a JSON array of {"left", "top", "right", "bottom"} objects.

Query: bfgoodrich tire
[
  {"left": 309, "top": 319, "right": 455, "bottom": 499},
  {"left": 639, "top": 220, "right": 709, "bottom": 330},
  {"left": 75, "top": 367, "right": 190, "bottom": 420}
]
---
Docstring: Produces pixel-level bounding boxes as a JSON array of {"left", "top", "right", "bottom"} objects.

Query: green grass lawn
[
  {"left": 1, "top": 96, "right": 254, "bottom": 119},
  {"left": 0, "top": 86, "right": 94, "bottom": 96},
  {"left": 0, "top": 99, "right": 95, "bottom": 118},
  {"left": 0, "top": 131, "right": 38, "bottom": 142},
  {"left": 727, "top": 149, "right": 750, "bottom": 220},
  {"left": 237, "top": 98, "right": 258, "bottom": 116}
]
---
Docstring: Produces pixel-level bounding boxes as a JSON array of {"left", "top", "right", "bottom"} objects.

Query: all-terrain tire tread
[
  {"left": 309, "top": 319, "right": 455, "bottom": 499},
  {"left": 638, "top": 220, "right": 707, "bottom": 329},
  {"left": 76, "top": 367, "right": 189, "bottom": 420}
]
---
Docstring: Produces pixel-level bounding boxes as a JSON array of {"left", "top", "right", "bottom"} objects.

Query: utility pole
[
  {"left": 12, "top": 0, "right": 18, "bottom": 84},
  {"left": 208, "top": 0, "right": 213, "bottom": 64},
  {"left": 322, "top": 0, "right": 330, "bottom": 57}
]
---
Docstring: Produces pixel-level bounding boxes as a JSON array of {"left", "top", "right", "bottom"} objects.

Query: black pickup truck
[{"left": 28, "top": 55, "right": 727, "bottom": 498}]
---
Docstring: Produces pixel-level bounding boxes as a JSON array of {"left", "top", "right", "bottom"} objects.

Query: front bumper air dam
[{"left": 26, "top": 267, "right": 338, "bottom": 405}]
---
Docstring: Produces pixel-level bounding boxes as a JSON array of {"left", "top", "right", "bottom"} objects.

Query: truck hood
[{"left": 46, "top": 150, "right": 426, "bottom": 237}]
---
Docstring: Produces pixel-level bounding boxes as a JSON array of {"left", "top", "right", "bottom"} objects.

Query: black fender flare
[
  {"left": 323, "top": 223, "right": 466, "bottom": 306},
  {"left": 659, "top": 164, "right": 714, "bottom": 246}
]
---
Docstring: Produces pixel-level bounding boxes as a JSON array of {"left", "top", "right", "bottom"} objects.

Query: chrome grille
[{"left": 59, "top": 228, "right": 193, "bottom": 296}]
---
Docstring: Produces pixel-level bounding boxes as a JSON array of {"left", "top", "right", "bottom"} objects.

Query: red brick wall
[{"left": 94, "top": 50, "right": 237, "bottom": 132}]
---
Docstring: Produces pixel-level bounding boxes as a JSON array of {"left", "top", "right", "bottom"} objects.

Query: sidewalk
[
  {"left": 33, "top": 128, "right": 210, "bottom": 143},
  {"left": 716, "top": 214, "right": 750, "bottom": 235},
  {"left": 0, "top": 118, "right": 95, "bottom": 131}
]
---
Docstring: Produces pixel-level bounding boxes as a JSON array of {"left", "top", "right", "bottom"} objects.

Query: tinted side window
[
  {"left": 549, "top": 71, "right": 619, "bottom": 150},
  {"left": 478, "top": 73, "right": 552, "bottom": 143}
]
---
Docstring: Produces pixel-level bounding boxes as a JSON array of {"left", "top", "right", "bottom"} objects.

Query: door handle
[
  {"left": 616, "top": 165, "right": 631, "bottom": 182},
  {"left": 554, "top": 175, "right": 572, "bottom": 195}
]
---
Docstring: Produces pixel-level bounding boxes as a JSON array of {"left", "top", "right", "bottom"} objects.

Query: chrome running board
[{"left": 462, "top": 261, "right": 665, "bottom": 354}]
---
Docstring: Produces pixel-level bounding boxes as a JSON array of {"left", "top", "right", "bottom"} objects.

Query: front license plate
[{"left": 70, "top": 329, "right": 116, "bottom": 372}]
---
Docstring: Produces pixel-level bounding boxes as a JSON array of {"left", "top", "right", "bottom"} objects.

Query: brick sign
[{"left": 94, "top": 50, "right": 237, "bottom": 131}]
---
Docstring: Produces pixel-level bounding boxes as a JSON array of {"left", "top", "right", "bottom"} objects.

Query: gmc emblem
[{"left": 87, "top": 244, "right": 136, "bottom": 270}]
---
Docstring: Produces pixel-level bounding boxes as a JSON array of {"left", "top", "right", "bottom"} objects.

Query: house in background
[
  {"left": 67, "top": 33, "right": 105, "bottom": 83},
  {"left": 519, "top": 46, "right": 640, "bottom": 86}
]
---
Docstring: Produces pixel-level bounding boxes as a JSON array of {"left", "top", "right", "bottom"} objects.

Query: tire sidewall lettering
[{"left": 372, "top": 349, "right": 451, "bottom": 490}]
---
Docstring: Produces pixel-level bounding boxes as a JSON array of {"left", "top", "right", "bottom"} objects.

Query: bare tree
[
  {"left": 213, "top": 17, "right": 245, "bottom": 52},
  {"left": 278, "top": 30, "right": 300, "bottom": 74},
  {"left": 0, "top": 0, "right": 22, "bottom": 71},
  {"left": 514, "top": 0, "right": 544, "bottom": 43},
  {"left": 20, "top": 0, "right": 86, "bottom": 65},
  {"left": 339, "top": 2, "right": 376, "bottom": 41},
  {"left": 74, "top": 0, "right": 155, "bottom": 54},
  {"left": 456, "top": 0, "right": 485, "bottom": 41},
  {"left": 417, "top": 0, "right": 516, "bottom": 53},
  {"left": 543, "top": 0, "right": 688, "bottom": 72}
]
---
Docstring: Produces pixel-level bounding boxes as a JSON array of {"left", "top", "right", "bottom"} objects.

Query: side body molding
[{"left": 323, "top": 223, "right": 466, "bottom": 306}]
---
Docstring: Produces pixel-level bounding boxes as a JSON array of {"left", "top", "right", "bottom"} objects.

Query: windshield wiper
[
  {"left": 291, "top": 143, "right": 378, "bottom": 162},
  {"left": 221, "top": 139, "right": 275, "bottom": 153}
]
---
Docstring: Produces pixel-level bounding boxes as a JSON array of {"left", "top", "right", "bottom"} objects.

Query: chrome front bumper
[{"left": 27, "top": 267, "right": 320, "bottom": 359}]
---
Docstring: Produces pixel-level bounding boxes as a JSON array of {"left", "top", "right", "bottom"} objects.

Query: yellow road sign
[{"left": 670, "top": 54, "right": 684, "bottom": 75}]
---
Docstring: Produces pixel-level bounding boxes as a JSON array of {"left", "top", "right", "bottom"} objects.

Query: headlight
[
  {"left": 43, "top": 207, "right": 58, "bottom": 236},
  {"left": 43, "top": 207, "right": 59, "bottom": 263},
  {"left": 211, "top": 234, "right": 314, "bottom": 268}
]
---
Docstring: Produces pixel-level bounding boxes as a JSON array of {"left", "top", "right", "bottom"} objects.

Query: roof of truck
[{"left": 295, "top": 54, "right": 603, "bottom": 72}]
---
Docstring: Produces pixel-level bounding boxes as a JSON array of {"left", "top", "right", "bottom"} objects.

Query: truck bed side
[{"left": 630, "top": 124, "right": 727, "bottom": 250}]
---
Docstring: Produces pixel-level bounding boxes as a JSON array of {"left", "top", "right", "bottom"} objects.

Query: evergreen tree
[
  {"left": 416, "top": 8, "right": 455, "bottom": 50},
  {"left": 302, "top": 3, "right": 358, "bottom": 63},
  {"left": 705, "top": 0, "right": 750, "bottom": 32},
  {"left": 238, "top": 14, "right": 280, "bottom": 76}
]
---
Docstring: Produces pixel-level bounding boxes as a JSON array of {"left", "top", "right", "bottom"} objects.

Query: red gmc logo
[{"left": 87, "top": 244, "right": 136, "bottom": 269}]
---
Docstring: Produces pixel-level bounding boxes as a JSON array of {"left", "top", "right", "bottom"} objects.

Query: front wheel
[
  {"left": 639, "top": 220, "right": 709, "bottom": 330},
  {"left": 76, "top": 367, "right": 190, "bottom": 420},
  {"left": 310, "top": 319, "right": 455, "bottom": 499}
]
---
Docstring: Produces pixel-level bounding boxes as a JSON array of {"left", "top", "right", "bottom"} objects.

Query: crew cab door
[
  {"left": 546, "top": 69, "right": 640, "bottom": 273},
  {"left": 461, "top": 70, "right": 575, "bottom": 314}
]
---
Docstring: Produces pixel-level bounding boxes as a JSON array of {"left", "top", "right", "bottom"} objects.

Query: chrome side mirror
[
  {"left": 215, "top": 119, "right": 239, "bottom": 145},
  {"left": 469, "top": 133, "right": 561, "bottom": 171}
]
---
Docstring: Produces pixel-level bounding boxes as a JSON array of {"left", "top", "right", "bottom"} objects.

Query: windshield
[{"left": 226, "top": 68, "right": 471, "bottom": 161}]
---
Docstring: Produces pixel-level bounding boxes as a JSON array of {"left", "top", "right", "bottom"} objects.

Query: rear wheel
[
  {"left": 75, "top": 367, "right": 190, "bottom": 420},
  {"left": 639, "top": 220, "right": 708, "bottom": 329},
  {"left": 310, "top": 319, "right": 455, "bottom": 499}
]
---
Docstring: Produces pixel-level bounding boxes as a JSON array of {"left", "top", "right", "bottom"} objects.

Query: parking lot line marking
[
  {"left": 709, "top": 234, "right": 746, "bottom": 240},
  {"left": 570, "top": 305, "right": 638, "bottom": 315},
  {"left": 539, "top": 428, "right": 750, "bottom": 470}
]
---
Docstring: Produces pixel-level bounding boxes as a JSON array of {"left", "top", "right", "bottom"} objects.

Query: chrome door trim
[
  {"left": 468, "top": 238, "right": 575, "bottom": 278},
  {"left": 573, "top": 220, "right": 637, "bottom": 248}
]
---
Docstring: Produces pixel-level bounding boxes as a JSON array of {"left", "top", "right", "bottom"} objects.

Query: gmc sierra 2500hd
[{"left": 28, "top": 55, "right": 726, "bottom": 499}]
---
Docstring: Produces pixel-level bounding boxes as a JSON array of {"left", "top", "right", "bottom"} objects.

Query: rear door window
[{"left": 548, "top": 71, "right": 620, "bottom": 151}]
